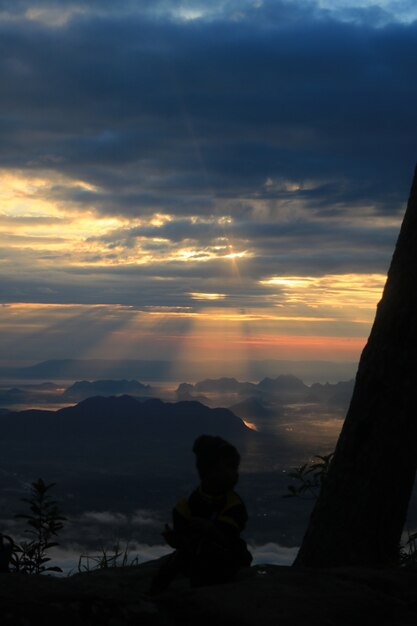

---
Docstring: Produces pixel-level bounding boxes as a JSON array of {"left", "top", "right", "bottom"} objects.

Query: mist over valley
[
  {"left": 0, "top": 360, "right": 355, "bottom": 566},
  {"left": 2, "top": 358, "right": 416, "bottom": 572}
]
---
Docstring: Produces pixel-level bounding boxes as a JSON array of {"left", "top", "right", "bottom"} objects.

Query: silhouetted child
[{"left": 150, "top": 435, "right": 252, "bottom": 593}]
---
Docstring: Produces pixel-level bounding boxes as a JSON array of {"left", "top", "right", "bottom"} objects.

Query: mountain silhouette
[
  {"left": 193, "top": 377, "right": 257, "bottom": 394},
  {"left": 229, "top": 397, "right": 279, "bottom": 421},
  {"left": 257, "top": 375, "right": 308, "bottom": 393},
  {"left": 1, "top": 396, "right": 253, "bottom": 445},
  {"left": 179, "top": 375, "right": 309, "bottom": 398},
  {"left": 63, "top": 379, "right": 151, "bottom": 401},
  {"left": 308, "top": 380, "right": 354, "bottom": 407}
]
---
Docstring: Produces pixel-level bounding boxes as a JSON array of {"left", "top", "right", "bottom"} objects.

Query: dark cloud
[
  {"left": 92, "top": 216, "right": 398, "bottom": 249},
  {"left": 0, "top": 242, "right": 391, "bottom": 313},
  {"left": 0, "top": 1, "right": 416, "bottom": 217}
]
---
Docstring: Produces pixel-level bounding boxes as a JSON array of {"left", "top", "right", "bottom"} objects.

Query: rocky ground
[{"left": 2, "top": 558, "right": 417, "bottom": 625}]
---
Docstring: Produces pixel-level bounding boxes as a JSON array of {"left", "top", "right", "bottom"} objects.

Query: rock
[
  {"left": 1, "top": 559, "right": 417, "bottom": 625},
  {"left": 296, "top": 166, "right": 417, "bottom": 567}
]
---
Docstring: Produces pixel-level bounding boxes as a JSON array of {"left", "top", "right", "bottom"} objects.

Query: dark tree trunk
[{"left": 295, "top": 166, "right": 417, "bottom": 568}]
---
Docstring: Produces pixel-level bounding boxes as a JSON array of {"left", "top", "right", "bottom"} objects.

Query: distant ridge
[
  {"left": 63, "top": 379, "right": 151, "bottom": 401},
  {"left": 178, "top": 375, "right": 310, "bottom": 398},
  {"left": 0, "top": 358, "right": 357, "bottom": 383},
  {"left": 194, "top": 378, "right": 256, "bottom": 393}
]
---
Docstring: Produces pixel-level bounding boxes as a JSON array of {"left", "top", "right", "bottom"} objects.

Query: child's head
[{"left": 192, "top": 435, "right": 240, "bottom": 494}]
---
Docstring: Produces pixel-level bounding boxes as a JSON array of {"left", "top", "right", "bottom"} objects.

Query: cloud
[
  {"left": 0, "top": 3, "right": 416, "bottom": 216},
  {"left": 81, "top": 509, "right": 159, "bottom": 526},
  {"left": 1, "top": 1, "right": 415, "bottom": 28},
  {"left": 1, "top": 0, "right": 415, "bottom": 359},
  {"left": 249, "top": 542, "right": 298, "bottom": 566},
  {"left": 81, "top": 510, "right": 129, "bottom": 525}
]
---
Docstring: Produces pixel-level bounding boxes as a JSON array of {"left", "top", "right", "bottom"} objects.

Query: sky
[{"left": 1, "top": 0, "right": 417, "bottom": 367}]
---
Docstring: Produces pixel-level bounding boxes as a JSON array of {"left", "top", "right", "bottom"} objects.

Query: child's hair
[{"left": 192, "top": 435, "right": 240, "bottom": 479}]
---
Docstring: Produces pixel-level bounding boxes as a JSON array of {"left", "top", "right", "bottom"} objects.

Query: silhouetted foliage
[
  {"left": 78, "top": 542, "right": 140, "bottom": 572},
  {"left": 11, "top": 478, "right": 66, "bottom": 574},
  {"left": 284, "top": 453, "right": 334, "bottom": 500},
  {"left": 400, "top": 531, "right": 417, "bottom": 569}
]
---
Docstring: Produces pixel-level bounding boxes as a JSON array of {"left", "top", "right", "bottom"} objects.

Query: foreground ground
[{"left": 2, "top": 558, "right": 417, "bottom": 625}]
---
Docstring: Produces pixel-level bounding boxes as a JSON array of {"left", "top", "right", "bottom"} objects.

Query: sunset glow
[
  {"left": 0, "top": 160, "right": 396, "bottom": 366},
  {"left": 1, "top": 0, "right": 414, "bottom": 368},
  {"left": 2, "top": 1, "right": 417, "bottom": 596}
]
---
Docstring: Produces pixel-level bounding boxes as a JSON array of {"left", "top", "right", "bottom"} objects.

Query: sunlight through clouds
[
  {"left": 189, "top": 293, "right": 227, "bottom": 300},
  {"left": 0, "top": 300, "right": 371, "bottom": 363},
  {"left": 261, "top": 274, "right": 386, "bottom": 313},
  {"left": 0, "top": 0, "right": 414, "bottom": 363},
  {"left": 0, "top": 161, "right": 388, "bottom": 363}
]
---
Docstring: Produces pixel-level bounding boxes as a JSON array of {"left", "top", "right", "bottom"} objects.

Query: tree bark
[{"left": 295, "top": 165, "right": 417, "bottom": 567}]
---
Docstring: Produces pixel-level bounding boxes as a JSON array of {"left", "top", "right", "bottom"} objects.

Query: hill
[
  {"left": 194, "top": 378, "right": 257, "bottom": 394},
  {"left": 176, "top": 375, "right": 353, "bottom": 414},
  {"left": 178, "top": 374, "right": 308, "bottom": 397},
  {"left": 0, "top": 396, "right": 252, "bottom": 445},
  {"left": 308, "top": 380, "right": 354, "bottom": 408},
  {"left": 229, "top": 397, "right": 279, "bottom": 421},
  {"left": 257, "top": 374, "right": 308, "bottom": 394}
]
